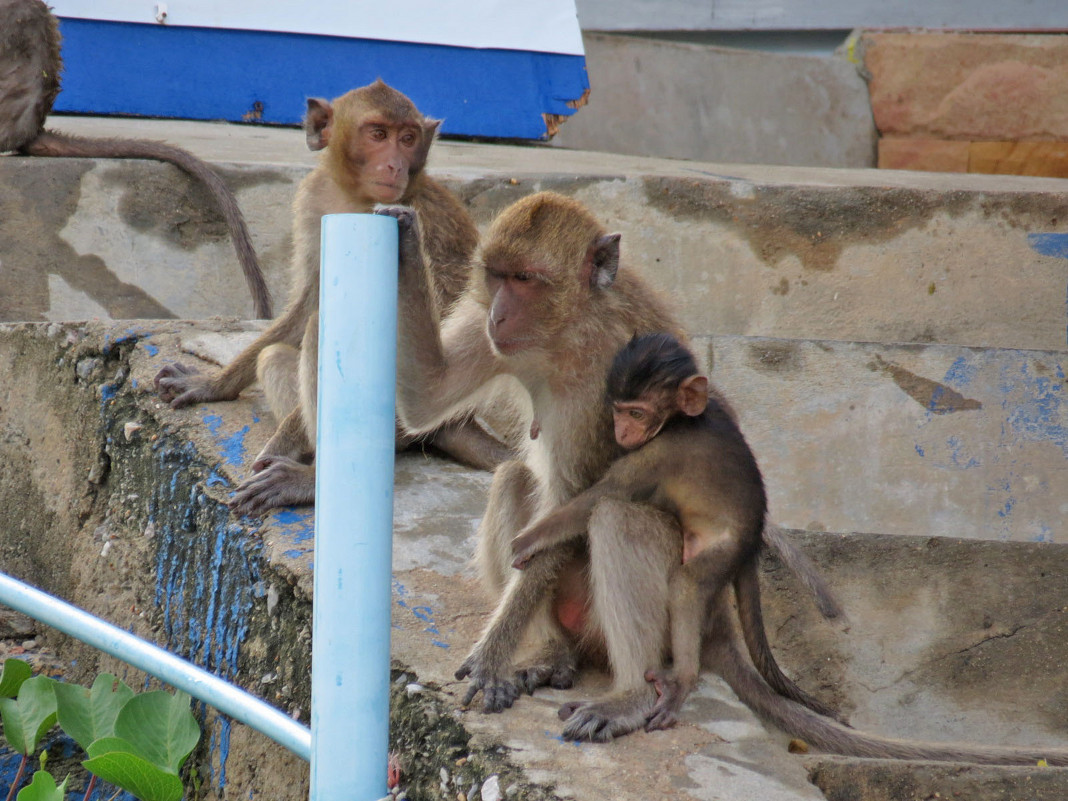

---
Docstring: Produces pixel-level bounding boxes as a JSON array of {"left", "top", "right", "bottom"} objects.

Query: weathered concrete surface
[
  {"left": 695, "top": 335, "right": 1067, "bottom": 543},
  {"left": 548, "top": 33, "right": 877, "bottom": 168},
  {"left": 2, "top": 319, "right": 1068, "bottom": 800},
  {"left": 3, "top": 116, "right": 1068, "bottom": 353}
]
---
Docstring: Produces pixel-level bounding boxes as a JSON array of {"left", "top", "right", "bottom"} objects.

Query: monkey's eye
[
  {"left": 400, "top": 132, "right": 418, "bottom": 147},
  {"left": 369, "top": 127, "right": 388, "bottom": 141},
  {"left": 628, "top": 409, "right": 645, "bottom": 420},
  {"left": 513, "top": 272, "right": 534, "bottom": 283}
]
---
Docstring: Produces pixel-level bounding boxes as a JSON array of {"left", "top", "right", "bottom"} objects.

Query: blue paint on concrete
[
  {"left": 392, "top": 579, "right": 450, "bottom": 649},
  {"left": 145, "top": 437, "right": 261, "bottom": 795},
  {"left": 271, "top": 508, "right": 316, "bottom": 543},
  {"left": 545, "top": 730, "right": 583, "bottom": 747},
  {"left": 945, "top": 436, "right": 980, "bottom": 470},
  {"left": 914, "top": 444, "right": 925, "bottom": 457},
  {"left": 201, "top": 413, "right": 250, "bottom": 467},
  {"left": 1027, "top": 232, "right": 1068, "bottom": 259},
  {"left": 142, "top": 342, "right": 160, "bottom": 357},
  {"left": 943, "top": 355, "right": 978, "bottom": 390},
  {"left": 1000, "top": 359, "right": 1068, "bottom": 457}
]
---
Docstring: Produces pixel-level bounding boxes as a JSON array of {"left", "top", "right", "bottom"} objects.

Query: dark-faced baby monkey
[
  {"left": 0, "top": 0, "right": 270, "bottom": 317},
  {"left": 512, "top": 332, "right": 841, "bottom": 729}
]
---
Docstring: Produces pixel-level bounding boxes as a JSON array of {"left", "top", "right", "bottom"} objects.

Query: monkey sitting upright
[
  {"left": 511, "top": 332, "right": 841, "bottom": 729},
  {"left": 0, "top": 0, "right": 271, "bottom": 317},
  {"left": 155, "top": 80, "right": 512, "bottom": 515}
]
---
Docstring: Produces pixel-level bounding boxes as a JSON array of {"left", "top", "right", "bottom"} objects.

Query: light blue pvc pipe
[
  {"left": 0, "top": 571, "right": 311, "bottom": 760},
  {"left": 311, "top": 213, "right": 398, "bottom": 801}
]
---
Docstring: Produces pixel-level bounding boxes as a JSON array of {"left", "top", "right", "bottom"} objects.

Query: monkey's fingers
[{"left": 644, "top": 705, "right": 679, "bottom": 732}]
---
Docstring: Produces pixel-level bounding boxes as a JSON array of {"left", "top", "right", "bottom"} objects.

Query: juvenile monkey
[
  {"left": 511, "top": 332, "right": 840, "bottom": 728},
  {"left": 0, "top": 0, "right": 271, "bottom": 317},
  {"left": 154, "top": 80, "right": 510, "bottom": 514}
]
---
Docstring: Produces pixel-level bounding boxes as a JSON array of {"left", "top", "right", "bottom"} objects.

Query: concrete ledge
[
  {"left": 2, "top": 320, "right": 1068, "bottom": 800},
  {"left": 3, "top": 124, "right": 1068, "bottom": 353}
]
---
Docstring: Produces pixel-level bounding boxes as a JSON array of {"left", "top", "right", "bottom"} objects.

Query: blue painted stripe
[
  {"left": 53, "top": 19, "right": 588, "bottom": 140},
  {"left": 1027, "top": 232, "right": 1068, "bottom": 259}
]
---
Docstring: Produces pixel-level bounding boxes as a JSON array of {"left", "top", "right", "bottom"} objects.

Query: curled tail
[
  {"left": 23, "top": 130, "right": 272, "bottom": 318},
  {"left": 710, "top": 614, "right": 1067, "bottom": 766}
]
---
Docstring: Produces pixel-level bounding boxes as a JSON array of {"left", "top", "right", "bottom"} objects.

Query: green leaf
[
  {"left": 113, "top": 690, "right": 199, "bottom": 773},
  {"left": 0, "top": 676, "right": 58, "bottom": 755},
  {"left": 84, "top": 739, "right": 183, "bottom": 801},
  {"left": 0, "top": 659, "right": 33, "bottom": 698},
  {"left": 15, "top": 770, "right": 68, "bottom": 801},
  {"left": 55, "top": 674, "right": 134, "bottom": 752}
]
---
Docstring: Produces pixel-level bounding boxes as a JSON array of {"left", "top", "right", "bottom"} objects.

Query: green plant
[{"left": 0, "top": 659, "right": 200, "bottom": 801}]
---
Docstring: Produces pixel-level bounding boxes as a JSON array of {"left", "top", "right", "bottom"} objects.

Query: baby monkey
[{"left": 512, "top": 332, "right": 836, "bottom": 729}]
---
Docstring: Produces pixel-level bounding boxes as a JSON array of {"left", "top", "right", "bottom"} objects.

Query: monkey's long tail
[
  {"left": 762, "top": 523, "right": 846, "bottom": 622},
  {"left": 23, "top": 130, "right": 272, "bottom": 319},
  {"left": 710, "top": 621, "right": 1068, "bottom": 766}
]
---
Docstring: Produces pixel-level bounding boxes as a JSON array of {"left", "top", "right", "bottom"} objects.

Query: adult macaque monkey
[
  {"left": 0, "top": 0, "right": 271, "bottom": 317},
  {"left": 511, "top": 332, "right": 840, "bottom": 728},
  {"left": 154, "top": 80, "right": 510, "bottom": 514},
  {"left": 378, "top": 192, "right": 834, "bottom": 741}
]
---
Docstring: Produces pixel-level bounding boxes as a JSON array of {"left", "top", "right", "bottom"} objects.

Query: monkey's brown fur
[
  {"left": 0, "top": 0, "right": 271, "bottom": 317},
  {"left": 155, "top": 80, "right": 510, "bottom": 514},
  {"left": 383, "top": 193, "right": 1068, "bottom": 760},
  {"left": 511, "top": 333, "right": 842, "bottom": 729}
]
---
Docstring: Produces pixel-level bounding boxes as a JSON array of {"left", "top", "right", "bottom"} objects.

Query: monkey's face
[
  {"left": 612, "top": 400, "right": 668, "bottom": 450},
  {"left": 482, "top": 258, "right": 554, "bottom": 356},
  {"left": 351, "top": 120, "right": 423, "bottom": 203}
]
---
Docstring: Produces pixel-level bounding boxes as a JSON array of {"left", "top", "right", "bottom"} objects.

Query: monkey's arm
[
  {"left": 378, "top": 207, "right": 500, "bottom": 432},
  {"left": 510, "top": 487, "right": 607, "bottom": 569},
  {"left": 154, "top": 283, "right": 311, "bottom": 407}
]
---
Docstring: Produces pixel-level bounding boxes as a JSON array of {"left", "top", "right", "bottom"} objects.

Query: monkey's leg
[
  {"left": 644, "top": 569, "right": 712, "bottom": 731},
  {"left": 456, "top": 545, "right": 572, "bottom": 713},
  {"left": 475, "top": 461, "right": 538, "bottom": 595},
  {"left": 230, "top": 313, "right": 317, "bottom": 515},
  {"left": 459, "top": 461, "right": 577, "bottom": 703},
  {"left": 560, "top": 500, "right": 677, "bottom": 742},
  {"left": 424, "top": 417, "right": 514, "bottom": 472}
]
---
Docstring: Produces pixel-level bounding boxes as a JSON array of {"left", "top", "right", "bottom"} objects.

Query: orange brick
[
  {"left": 878, "top": 137, "right": 969, "bottom": 173},
  {"left": 863, "top": 32, "right": 1068, "bottom": 140}
]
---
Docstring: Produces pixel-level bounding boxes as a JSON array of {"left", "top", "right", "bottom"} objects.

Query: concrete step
[
  {"left": 2, "top": 115, "right": 1067, "bottom": 353},
  {"left": 2, "top": 319, "right": 1067, "bottom": 800}
]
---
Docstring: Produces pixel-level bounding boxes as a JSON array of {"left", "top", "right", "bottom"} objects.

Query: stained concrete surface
[
  {"left": 3, "top": 115, "right": 1068, "bottom": 353},
  {"left": 2, "top": 320, "right": 1067, "bottom": 800}
]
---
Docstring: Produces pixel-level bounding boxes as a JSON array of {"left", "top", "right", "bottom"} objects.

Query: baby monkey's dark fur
[{"left": 514, "top": 333, "right": 841, "bottom": 728}]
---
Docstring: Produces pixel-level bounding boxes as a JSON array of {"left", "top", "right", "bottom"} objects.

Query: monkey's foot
[
  {"left": 558, "top": 689, "right": 656, "bottom": 742},
  {"left": 643, "top": 669, "right": 689, "bottom": 732},
  {"left": 514, "top": 641, "right": 577, "bottom": 694},
  {"left": 455, "top": 655, "right": 521, "bottom": 713},
  {"left": 229, "top": 456, "right": 314, "bottom": 516},
  {"left": 153, "top": 362, "right": 231, "bottom": 408}
]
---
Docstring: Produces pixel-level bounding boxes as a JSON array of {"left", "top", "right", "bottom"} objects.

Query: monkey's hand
[
  {"left": 229, "top": 456, "right": 314, "bottom": 516},
  {"left": 643, "top": 669, "right": 686, "bottom": 732},
  {"left": 153, "top": 362, "right": 231, "bottom": 408},
  {"left": 510, "top": 525, "right": 550, "bottom": 570},
  {"left": 374, "top": 206, "right": 422, "bottom": 270},
  {"left": 455, "top": 651, "right": 521, "bottom": 713}
]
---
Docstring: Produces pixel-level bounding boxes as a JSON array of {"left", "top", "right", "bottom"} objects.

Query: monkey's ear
[
  {"left": 678, "top": 375, "right": 709, "bottom": 417},
  {"left": 412, "top": 118, "right": 441, "bottom": 174},
  {"left": 304, "top": 98, "right": 334, "bottom": 151},
  {"left": 590, "top": 233, "right": 621, "bottom": 289}
]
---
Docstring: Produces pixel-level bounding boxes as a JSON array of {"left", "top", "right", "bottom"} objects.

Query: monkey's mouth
[
  {"left": 371, "top": 181, "right": 406, "bottom": 201},
  {"left": 490, "top": 336, "right": 527, "bottom": 357}
]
